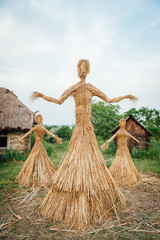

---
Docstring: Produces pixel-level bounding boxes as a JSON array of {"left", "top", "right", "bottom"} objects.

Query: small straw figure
[
  {"left": 15, "top": 114, "right": 62, "bottom": 188},
  {"left": 101, "top": 118, "right": 141, "bottom": 187},
  {"left": 31, "top": 59, "right": 137, "bottom": 230}
]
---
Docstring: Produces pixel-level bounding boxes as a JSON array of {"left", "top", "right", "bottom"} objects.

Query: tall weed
[
  {"left": 131, "top": 139, "right": 160, "bottom": 161},
  {"left": 0, "top": 149, "right": 29, "bottom": 163},
  {"left": 43, "top": 141, "right": 56, "bottom": 157}
]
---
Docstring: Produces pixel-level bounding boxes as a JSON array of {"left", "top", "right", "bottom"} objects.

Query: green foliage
[
  {"left": 43, "top": 125, "right": 73, "bottom": 142},
  {"left": 92, "top": 101, "right": 122, "bottom": 139},
  {"left": 57, "top": 125, "right": 73, "bottom": 140},
  {"left": 131, "top": 148, "right": 149, "bottom": 160},
  {"left": 54, "top": 140, "right": 69, "bottom": 151},
  {"left": 123, "top": 107, "right": 160, "bottom": 140},
  {"left": 43, "top": 141, "right": 56, "bottom": 157},
  {"left": 148, "top": 140, "right": 160, "bottom": 160},
  {"left": 101, "top": 142, "right": 117, "bottom": 168},
  {"left": 131, "top": 139, "right": 160, "bottom": 161},
  {"left": 103, "top": 142, "right": 118, "bottom": 156},
  {"left": 0, "top": 149, "right": 29, "bottom": 163},
  {"left": 44, "top": 125, "right": 59, "bottom": 143}
]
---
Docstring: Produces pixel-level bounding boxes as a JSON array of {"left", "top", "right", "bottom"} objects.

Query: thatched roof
[
  {"left": 111, "top": 115, "right": 152, "bottom": 136},
  {"left": 0, "top": 88, "right": 33, "bottom": 131}
]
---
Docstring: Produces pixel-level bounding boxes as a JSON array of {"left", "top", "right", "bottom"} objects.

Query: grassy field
[{"left": 0, "top": 141, "right": 160, "bottom": 239}]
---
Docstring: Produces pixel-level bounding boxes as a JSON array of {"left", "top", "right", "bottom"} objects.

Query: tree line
[{"left": 44, "top": 101, "right": 160, "bottom": 142}]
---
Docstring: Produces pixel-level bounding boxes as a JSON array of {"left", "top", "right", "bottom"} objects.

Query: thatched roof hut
[
  {"left": 111, "top": 115, "right": 152, "bottom": 151},
  {"left": 0, "top": 88, "right": 33, "bottom": 153}
]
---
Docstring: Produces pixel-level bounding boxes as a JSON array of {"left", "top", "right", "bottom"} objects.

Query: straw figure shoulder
[
  {"left": 101, "top": 118, "right": 142, "bottom": 186},
  {"left": 31, "top": 60, "right": 137, "bottom": 231},
  {"left": 15, "top": 114, "right": 62, "bottom": 188}
]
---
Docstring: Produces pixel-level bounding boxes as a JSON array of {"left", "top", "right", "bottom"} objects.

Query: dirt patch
[{"left": 0, "top": 172, "right": 160, "bottom": 240}]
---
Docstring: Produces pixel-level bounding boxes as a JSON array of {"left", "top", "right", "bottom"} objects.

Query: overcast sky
[{"left": 0, "top": 0, "right": 160, "bottom": 125}]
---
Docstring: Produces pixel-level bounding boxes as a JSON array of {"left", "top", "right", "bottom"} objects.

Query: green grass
[
  {"left": 103, "top": 154, "right": 160, "bottom": 176},
  {"left": 0, "top": 140, "right": 160, "bottom": 240},
  {"left": 133, "top": 158, "right": 160, "bottom": 175},
  {"left": 0, "top": 139, "right": 159, "bottom": 201},
  {"left": 0, "top": 141, "right": 69, "bottom": 196},
  {"left": 0, "top": 162, "right": 24, "bottom": 203},
  {"left": 0, "top": 140, "right": 159, "bottom": 200},
  {"left": 104, "top": 156, "right": 160, "bottom": 176},
  {"left": 49, "top": 140, "right": 69, "bottom": 169},
  {"left": 0, "top": 162, "right": 23, "bottom": 191}
]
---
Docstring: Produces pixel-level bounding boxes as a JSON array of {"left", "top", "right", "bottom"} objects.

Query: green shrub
[
  {"left": 58, "top": 125, "right": 72, "bottom": 140},
  {"left": 131, "top": 148, "right": 149, "bottom": 159},
  {"left": 44, "top": 126, "right": 59, "bottom": 143},
  {"left": 0, "top": 149, "right": 29, "bottom": 163},
  {"left": 148, "top": 139, "right": 160, "bottom": 160},
  {"left": 131, "top": 139, "right": 160, "bottom": 161},
  {"left": 103, "top": 142, "right": 118, "bottom": 156}
]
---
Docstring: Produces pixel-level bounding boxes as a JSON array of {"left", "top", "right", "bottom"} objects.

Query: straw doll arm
[
  {"left": 127, "top": 132, "right": 139, "bottom": 143},
  {"left": 43, "top": 127, "right": 62, "bottom": 144},
  {"left": 31, "top": 83, "right": 80, "bottom": 105},
  {"left": 88, "top": 84, "right": 138, "bottom": 103},
  {"left": 18, "top": 128, "right": 34, "bottom": 141},
  {"left": 101, "top": 132, "right": 118, "bottom": 150}
]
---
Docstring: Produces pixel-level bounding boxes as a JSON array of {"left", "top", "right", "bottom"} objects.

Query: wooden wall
[
  {"left": 9, "top": 132, "right": 31, "bottom": 152},
  {"left": 126, "top": 118, "right": 149, "bottom": 151},
  {"left": 0, "top": 132, "right": 31, "bottom": 154}
]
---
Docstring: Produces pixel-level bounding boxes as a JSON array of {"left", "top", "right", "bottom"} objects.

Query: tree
[
  {"left": 43, "top": 125, "right": 59, "bottom": 143},
  {"left": 57, "top": 125, "right": 73, "bottom": 140},
  {"left": 92, "top": 101, "right": 122, "bottom": 140},
  {"left": 123, "top": 107, "right": 160, "bottom": 140}
]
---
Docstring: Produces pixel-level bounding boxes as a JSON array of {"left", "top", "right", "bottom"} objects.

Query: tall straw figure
[
  {"left": 16, "top": 114, "right": 62, "bottom": 188},
  {"left": 101, "top": 118, "right": 141, "bottom": 186},
  {"left": 32, "top": 59, "right": 137, "bottom": 230}
]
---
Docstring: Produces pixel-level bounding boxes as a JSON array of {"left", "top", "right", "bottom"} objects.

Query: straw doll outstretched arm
[
  {"left": 88, "top": 84, "right": 138, "bottom": 103},
  {"left": 101, "top": 132, "right": 118, "bottom": 151},
  {"left": 42, "top": 127, "right": 62, "bottom": 144},
  {"left": 18, "top": 128, "right": 34, "bottom": 141},
  {"left": 31, "top": 83, "right": 80, "bottom": 105},
  {"left": 126, "top": 131, "right": 139, "bottom": 143}
]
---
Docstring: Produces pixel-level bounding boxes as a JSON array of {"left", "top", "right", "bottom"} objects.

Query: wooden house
[
  {"left": 111, "top": 115, "right": 152, "bottom": 152},
  {"left": 0, "top": 88, "right": 33, "bottom": 154}
]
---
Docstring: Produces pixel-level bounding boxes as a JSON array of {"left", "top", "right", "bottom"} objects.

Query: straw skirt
[
  {"left": 16, "top": 142, "right": 56, "bottom": 187},
  {"left": 40, "top": 124, "right": 125, "bottom": 230},
  {"left": 109, "top": 144, "right": 141, "bottom": 187}
]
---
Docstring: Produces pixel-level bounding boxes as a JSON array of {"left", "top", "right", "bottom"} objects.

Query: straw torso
[{"left": 73, "top": 82, "right": 93, "bottom": 127}]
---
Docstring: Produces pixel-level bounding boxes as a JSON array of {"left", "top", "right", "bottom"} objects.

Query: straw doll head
[
  {"left": 119, "top": 118, "right": 126, "bottom": 129},
  {"left": 35, "top": 114, "right": 43, "bottom": 124},
  {"left": 77, "top": 59, "right": 90, "bottom": 81}
]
